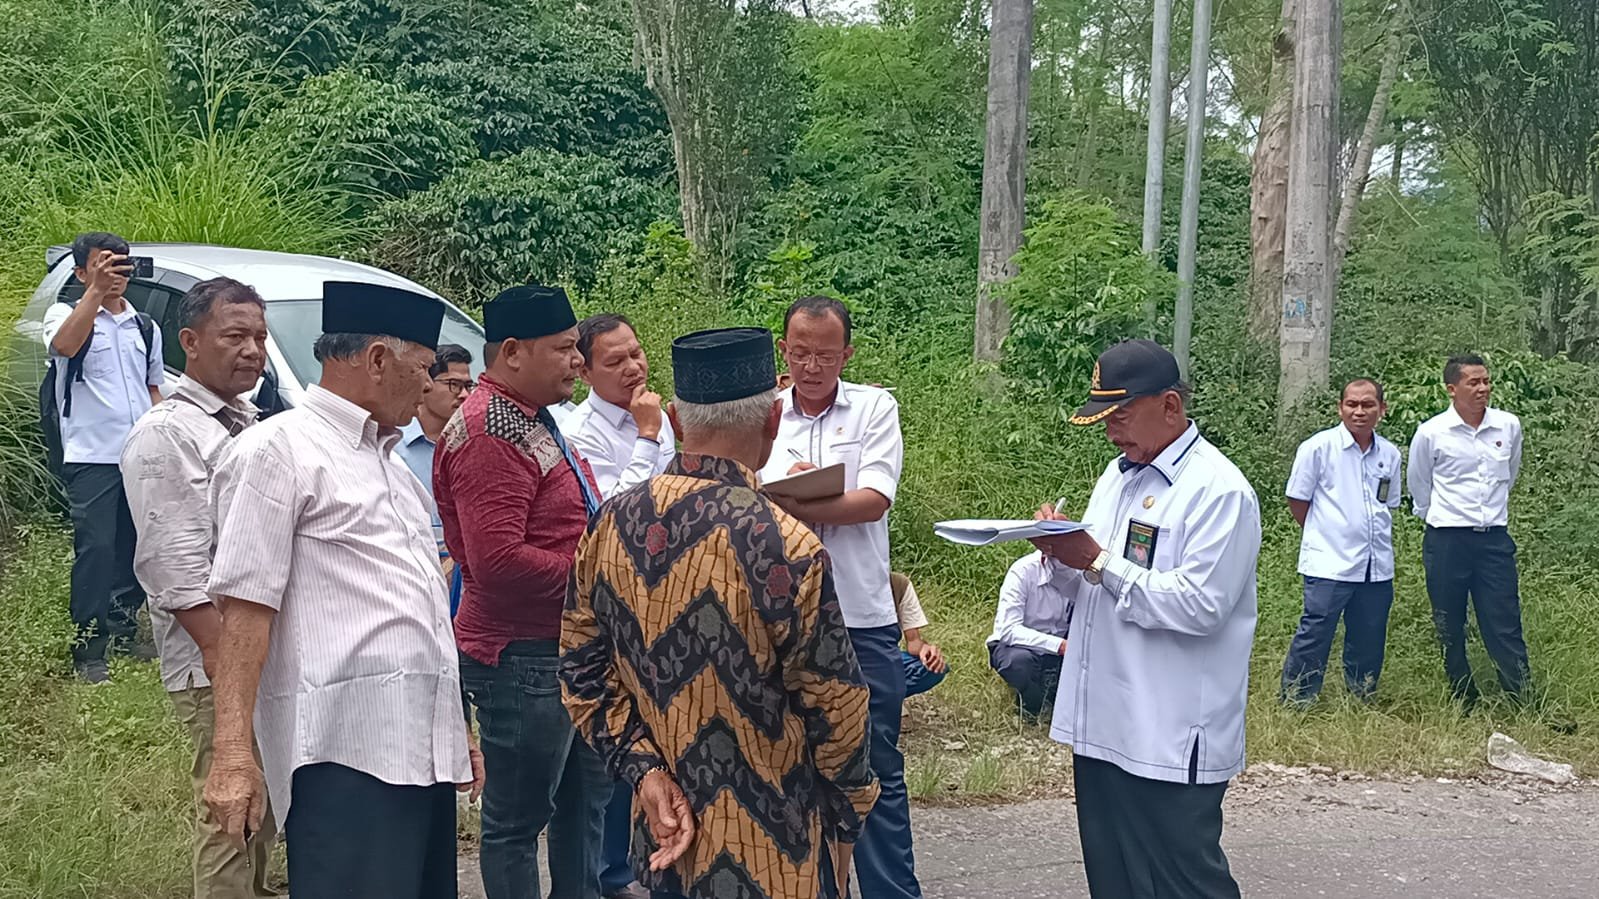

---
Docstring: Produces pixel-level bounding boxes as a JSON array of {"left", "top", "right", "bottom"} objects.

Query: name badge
[
  {"left": 1376, "top": 477, "right": 1392, "bottom": 503},
  {"left": 1123, "top": 519, "right": 1159, "bottom": 569}
]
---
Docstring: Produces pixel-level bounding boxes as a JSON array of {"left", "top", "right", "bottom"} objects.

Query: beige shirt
[
  {"left": 121, "top": 376, "right": 258, "bottom": 692},
  {"left": 207, "top": 385, "right": 470, "bottom": 825}
]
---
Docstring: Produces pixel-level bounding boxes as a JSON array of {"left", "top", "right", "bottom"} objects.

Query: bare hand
[
  {"left": 630, "top": 384, "right": 664, "bottom": 441},
  {"left": 204, "top": 752, "right": 266, "bottom": 852},
  {"left": 918, "top": 641, "right": 946, "bottom": 674},
  {"left": 833, "top": 840, "right": 855, "bottom": 898},
  {"left": 457, "top": 741, "right": 485, "bottom": 804},
  {"left": 787, "top": 462, "right": 818, "bottom": 475},
  {"left": 86, "top": 249, "right": 131, "bottom": 302},
  {"left": 639, "top": 768, "right": 695, "bottom": 871},
  {"left": 1030, "top": 530, "right": 1103, "bottom": 570}
]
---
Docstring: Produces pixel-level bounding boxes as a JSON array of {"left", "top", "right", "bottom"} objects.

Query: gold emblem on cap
[
  {"left": 1090, "top": 360, "right": 1102, "bottom": 390},
  {"left": 1143, "top": 496, "right": 1155, "bottom": 509}
]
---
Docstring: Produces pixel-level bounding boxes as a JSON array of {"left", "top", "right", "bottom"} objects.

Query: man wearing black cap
[
  {"left": 436, "top": 284, "right": 610, "bottom": 899},
  {"left": 204, "top": 281, "right": 483, "bottom": 898},
  {"left": 562, "top": 327, "right": 879, "bottom": 899},
  {"left": 1029, "top": 339, "right": 1259, "bottom": 899}
]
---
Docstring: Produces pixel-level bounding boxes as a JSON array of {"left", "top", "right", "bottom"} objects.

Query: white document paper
[
  {"left": 933, "top": 518, "right": 1087, "bottom": 547},
  {"left": 761, "top": 463, "right": 846, "bottom": 500}
]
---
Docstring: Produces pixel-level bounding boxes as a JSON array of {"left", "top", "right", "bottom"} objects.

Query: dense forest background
[{"left": 1, "top": 0, "right": 1597, "bottom": 894}]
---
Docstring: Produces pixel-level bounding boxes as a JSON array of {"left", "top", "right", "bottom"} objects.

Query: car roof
[{"left": 52, "top": 243, "right": 447, "bottom": 302}]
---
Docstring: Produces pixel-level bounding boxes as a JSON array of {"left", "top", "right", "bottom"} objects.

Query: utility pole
[
  {"left": 974, "top": 0, "right": 1035, "bottom": 365},
  {"left": 1140, "top": 0, "right": 1175, "bottom": 331},
  {"left": 1173, "top": 0, "right": 1214, "bottom": 378}
]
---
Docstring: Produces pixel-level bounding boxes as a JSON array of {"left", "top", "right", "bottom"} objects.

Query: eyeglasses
[
  {"left": 787, "top": 351, "right": 843, "bottom": 369},
  {"left": 436, "top": 378, "right": 476, "bottom": 394}
]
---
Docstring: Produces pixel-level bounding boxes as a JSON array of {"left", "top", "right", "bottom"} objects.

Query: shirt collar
[
  {"left": 586, "top": 392, "right": 634, "bottom": 430},
  {"left": 782, "top": 381, "right": 853, "bottom": 419},
  {"left": 478, "top": 373, "right": 545, "bottom": 421},
  {"left": 304, "top": 384, "right": 387, "bottom": 449},
  {"left": 1441, "top": 404, "right": 1503, "bottom": 433},
  {"left": 1131, "top": 420, "right": 1202, "bottom": 486},
  {"left": 664, "top": 452, "right": 759, "bottom": 491},
  {"left": 1036, "top": 553, "right": 1070, "bottom": 587},
  {"left": 172, "top": 375, "right": 258, "bottom": 421},
  {"left": 397, "top": 418, "right": 433, "bottom": 447}
]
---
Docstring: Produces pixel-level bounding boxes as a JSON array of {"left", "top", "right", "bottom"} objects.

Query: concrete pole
[{"left": 1173, "top": 0, "right": 1214, "bottom": 378}]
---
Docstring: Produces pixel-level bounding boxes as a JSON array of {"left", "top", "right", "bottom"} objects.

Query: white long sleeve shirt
[
  {"left": 986, "top": 551, "right": 1075, "bottom": 655},
  {"left": 563, "top": 393, "right": 676, "bottom": 499},
  {"left": 1408, "top": 406, "right": 1521, "bottom": 529},
  {"left": 1050, "top": 422, "right": 1260, "bottom": 785}
]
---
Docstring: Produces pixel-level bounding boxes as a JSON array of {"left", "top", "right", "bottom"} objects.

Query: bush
[
  {"left": 371, "top": 149, "right": 669, "bottom": 301},
  {"left": 256, "top": 69, "right": 475, "bottom": 210}
]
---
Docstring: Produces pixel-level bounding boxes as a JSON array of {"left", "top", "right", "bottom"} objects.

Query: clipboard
[{"left": 762, "top": 463, "right": 846, "bottom": 500}]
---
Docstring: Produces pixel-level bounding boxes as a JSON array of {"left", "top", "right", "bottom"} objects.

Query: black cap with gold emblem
[{"left": 1070, "top": 339, "right": 1182, "bottom": 425}]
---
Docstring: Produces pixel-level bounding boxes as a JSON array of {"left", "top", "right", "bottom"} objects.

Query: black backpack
[{"left": 38, "top": 300, "right": 156, "bottom": 475}]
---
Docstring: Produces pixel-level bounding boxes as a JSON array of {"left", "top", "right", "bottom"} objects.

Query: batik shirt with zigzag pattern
[{"left": 562, "top": 453, "right": 879, "bottom": 899}]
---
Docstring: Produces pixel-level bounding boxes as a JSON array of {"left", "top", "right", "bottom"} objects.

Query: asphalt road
[{"left": 460, "top": 773, "right": 1599, "bottom": 898}]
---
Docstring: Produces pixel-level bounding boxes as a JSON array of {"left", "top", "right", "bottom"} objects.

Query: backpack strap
[{"left": 57, "top": 304, "right": 158, "bottom": 418}]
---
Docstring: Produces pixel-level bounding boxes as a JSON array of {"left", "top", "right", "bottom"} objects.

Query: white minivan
[{"left": 9, "top": 243, "right": 485, "bottom": 415}]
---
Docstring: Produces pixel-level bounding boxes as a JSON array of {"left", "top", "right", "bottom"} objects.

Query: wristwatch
[{"left": 1082, "top": 550, "right": 1112, "bottom": 586}]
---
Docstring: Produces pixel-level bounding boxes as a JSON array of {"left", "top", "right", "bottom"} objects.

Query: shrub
[
  {"left": 370, "top": 149, "right": 669, "bottom": 301},
  {"left": 255, "top": 69, "right": 475, "bottom": 210}
]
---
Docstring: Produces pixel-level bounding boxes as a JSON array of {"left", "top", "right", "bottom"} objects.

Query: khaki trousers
[{"left": 169, "top": 682, "right": 281, "bottom": 898}]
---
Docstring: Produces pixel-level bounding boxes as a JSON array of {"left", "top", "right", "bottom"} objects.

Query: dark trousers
[
  {"left": 460, "top": 641, "right": 609, "bottom": 899},
  {"left": 1280, "top": 575, "right": 1394, "bottom": 703},
  {"left": 63, "top": 462, "right": 145, "bottom": 663},
  {"left": 286, "top": 762, "right": 458, "bottom": 899},
  {"left": 1422, "top": 526, "right": 1530, "bottom": 699},
  {"left": 600, "top": 781, "right": 634, "bottom": 893},
  {"left": 989, "top": 642, "right": 1063, "bottom": 719},
  {"left": 848, "top": 625, "right": 921, "bottom": 899},
  {"left": 900, "top": 650, "right": 947, "bottom": 698},
  {"left": 1073, "top": 755, "right": 1239, "bottom": 899}
]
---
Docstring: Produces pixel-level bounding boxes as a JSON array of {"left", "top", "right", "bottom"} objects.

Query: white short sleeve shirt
[
  {"left": 42, "top": 302, "right": 165, "bottom": 464},
  {"left": 564, "top": 393, "right": 676, "bottom": 499},
  {"left": 1285, "top": 425, "right": 1402, "bottom": 581},
  {"left": 1407, "top": 407, "right": 1522, "bottom": 529},
  {"left": 758, "top": 382, "right": 903, "bottom": 629}
]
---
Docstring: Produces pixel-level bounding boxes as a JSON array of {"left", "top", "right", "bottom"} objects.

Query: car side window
[{"left": 146, "top": 285, "right": 186, "bottom": 373}]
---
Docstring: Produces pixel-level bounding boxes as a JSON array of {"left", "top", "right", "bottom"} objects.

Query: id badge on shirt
[
  {"left": 1123, "top": 519, "right": 1159, "bottom": 569},
  {"left": 1376, "top": 476, "right": 1392, "bottom": 503}
]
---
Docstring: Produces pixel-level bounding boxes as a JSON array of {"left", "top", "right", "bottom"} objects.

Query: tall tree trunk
[
  {"left": 1278, "top": 0, "right": 1341, "bottom": 410},
  {"left": 1140, "top": 0, "right": 1175, "bottom": 329},
  {"left": 1248, "top": 0, "right": 1296, "bottom": 348},
  {"left": 1389, "top": 118, "right": 1405, "bottom": 182},
  {"left": 974, "top": 0, "right": 1035, "bottom": 364},
  {"left": 1173, "top": 0, "right": 1215, "bottom": 378},
  {"left": 1332, "top": 15, "right": 1406, "bottom": 285}
]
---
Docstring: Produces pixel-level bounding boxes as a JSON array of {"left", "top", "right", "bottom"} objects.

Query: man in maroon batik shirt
[{"left": 436, "top": 284, "right": 609, "bottom": 899}]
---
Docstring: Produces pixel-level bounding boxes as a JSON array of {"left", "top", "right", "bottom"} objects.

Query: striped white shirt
[{"left": 208, "top": 385, "right": 470, "bottom": 825}]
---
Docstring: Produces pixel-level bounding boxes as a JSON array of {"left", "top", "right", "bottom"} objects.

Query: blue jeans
[
  {"left": 460, "top": 641, "right": 609, "bottom": 899},
  {"left": 849, "top": 625, "right": 921, "bottom": 899},
  {"left": 600, "top": 781, "right": 634, "bottom": 893},
  {"left": 1280, "top": 576, "right": 1394, "bottom": 703},
  {"left": 901, "top": 650, "right": 947, "bottom": 698},
  {"left": 988, "top": 642, "right": 1062, "bottom": 719}
]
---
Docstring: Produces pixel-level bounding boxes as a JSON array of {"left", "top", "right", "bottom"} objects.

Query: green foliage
[
  {"left": 256, "top": 69, "right": 476, "bottom": 209},
  {"left": 370, "top": 149, "right": 668, "bottom": 301},
  {"left": 0, "top": 373, "right": 57, "bottom": 531},
  {"left": 1519, "top": 191, "right": 1599, "bottom": 360},
  {"left": 1001, "top": 195, "right": 1174, "bottom": 401}
]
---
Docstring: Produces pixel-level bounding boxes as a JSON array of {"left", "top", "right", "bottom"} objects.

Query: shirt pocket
[
  {"left": 1490, "top": 449, "right": 1514, "bottom": 482},
  {"left": 82, "top": 341, "right": 117, "bottom": 379},
  {"left": 828, "top": 439, "right": 863, "bottom": 487}
]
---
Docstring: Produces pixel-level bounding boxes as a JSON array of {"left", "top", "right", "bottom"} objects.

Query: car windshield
[{"left": 265, "top": 299, "right": 486, "bottom": 387}]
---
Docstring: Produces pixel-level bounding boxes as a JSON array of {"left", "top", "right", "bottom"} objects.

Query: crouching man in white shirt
[
  {"left": 985, "top": 551, "right": 1074, "bottom": 723},
  {"left": 1030, "top": 340, "right": 1258, "bottom": 899}
]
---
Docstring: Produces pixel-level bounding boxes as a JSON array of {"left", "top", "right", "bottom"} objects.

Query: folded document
[{"left": 933, "top": 518, "right": 1086, "bottom": 547}]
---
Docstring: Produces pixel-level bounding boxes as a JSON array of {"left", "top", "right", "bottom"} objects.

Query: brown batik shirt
[{"left": 561, "top": 453, "right": 879, "bottom": 899}]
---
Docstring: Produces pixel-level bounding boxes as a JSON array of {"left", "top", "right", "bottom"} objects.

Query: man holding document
[
  {"left": 1027, "top": 339, "right": 1259, "bottom": 899},
  {"left": 759, "top": 296, "right": 920, "bottom": 899}
]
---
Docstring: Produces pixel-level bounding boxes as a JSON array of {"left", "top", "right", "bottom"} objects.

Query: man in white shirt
[
  {"left": 42, "top": 232, "right": 166, "bottom": 683},
  {"left": 1280, "top": 379, "right": 1402, "bottom": 706},
  {"left": 759, "top": 296, "right": 919, "bottom": 899},
  {"left": 1031, "top": 340, "right": 1257, "bottom": 899},
  {"left": 567, "top": 313, "right": 676, "bottom": 498},
  {"left": 986, "top": 551, "right": 1074, "bottom": 722},
  {"left": 121, "top": 277, "right": 279, "bottom": 898},
  {"left": 1408, "top": 353, "right": 1529, "bottom": 705},
  {"left": 564, "top": 311, "right": 671, "bottom": 899},
  {"left": 203, "top": 282, "right": 482, "bottom": 898}
]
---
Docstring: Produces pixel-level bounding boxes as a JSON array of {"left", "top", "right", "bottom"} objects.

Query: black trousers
[
  {"left": 1421, "top": 526, "right": 1530, "bottom": 699},
  {"left": 1073, "top": 755, "right": 1239, "bottom": 899},
  {"left": 62, "top": 462, "right": 144, "bottom": 663},
  {"left": 286, "top": 762, "right": 458, "bottom": 899}
]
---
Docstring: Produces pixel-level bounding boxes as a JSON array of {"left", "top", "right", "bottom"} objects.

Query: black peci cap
[
  {"left": 484, "top": 284, "right": 578, "bottom": 343},
  {"left": 672, "top": 328, "right": 777, "bottom": 404},
  {"left": 1070, "top": 339, "right": 1182, "bottom": 425},
  {"left": 322, "top": 281, "right": 444, "bottom": 351}
]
